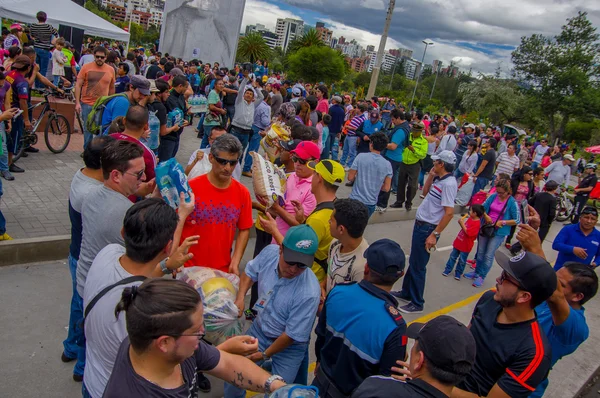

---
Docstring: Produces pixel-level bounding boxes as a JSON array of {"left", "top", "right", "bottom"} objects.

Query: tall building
[
  {"left": 261, "top": 31, "right": 279, "bottom": 50},
  {"left": 389, "top": 49, "right": 400, "bottom": 57},
  {"left": 366, "top": 45, "right": 375, "bottom": 52},
  {"left": 245, "top": 23, "right": 267, "bottom": 36},
  {"left": 432, "top": 59, "right": 443, "bottom": 73},
  {"left": 149, "top": 7, "right": 163, "bottom": 27},
  {"left": 338, "top": 41, "right": 363, "bottom": 58},
  {"left": 404, "top": 57, "right": 422, "bottom": 80},
  {"left": 441, "top": 65, "right": 459, "bottom": 78},
  {"left": 316, "top": 24, "right": 333, "bottom": 46},
  {"left": 130, "top": 10, "right": 151, "bottom": 28},
  {"left": 346, "top": 57, "right": 369, "bottom": 73},
  {"left": 106, "top": 3, "right": 127, "bottom": 22},
  {"left": 330, "top": 37, "right": 338, "bottom": 49},
  {"left": 398, "top": 48, "right": 413, "bottom": 59},
  {"left": 275, "top": 18, "right": 304, "bottom": 52},
  {"left": 338, "top": 36, "right": 346, "bottom": 45},
  {"left": 316, "top": 22, "right": 325, "bottom": 29},
  {"left": 366, "top": 50, "right": 397, "bottom": 73}
]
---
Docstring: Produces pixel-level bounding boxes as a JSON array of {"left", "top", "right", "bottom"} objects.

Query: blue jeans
[
  {"left": 230, "top": 129, "right": 250, "bottom": 157},
  {"left": 531, "top": 162, "right": 539, "bottom": 170},
  {"left": 340, "top": 136, "right": 358, "bottom": 167},
  {"left": 454, "top": 169, "right": 465, "bottom": 181},
  {"left": 224, "top": 321, "right": 307, "bottom": 397},
  {"left": 471, "top": 176, "right": 490, "bottom": 198},
  {"left": 201, "top": 124, "right": 217, "bottom": 149},
  {"left": 196, "top": 112, "right": 205, "bottom": 131},
  {"left": 157, "top": 138, "right": 179, "bottom": 161},
  {"left": 443, "top": 248, "right": 469, "bottom": 277},
  {"left": 81, "top": 103, "right": 94, "bottom": 150},
  {"left": 321, "top": 131, "right": 334, "bottom": 160},
  {"left": 0, "top": 128, "right": 8, "bottom": 171},
  {"left": 400, "top": 221, "right": 437, "bottom": 308},
  {"left": 475, "top": 234, "right": 505, "bottom": 280},
  {"left": 418, "top": 168, "right": 426, "bottom": 188},
  {"left": 331, "top": 135, "right": 339, "bottom": 161},
  {"left": 366, "top": 204, "right": 376, "bottom": 218},
  {"left": 82, "top": 383, "right": 92, "bottom": 398},
  {"left": 243, "top": 126, "right": 262, "bottom": 173},
  {"left": 53, "top": 75, "right": 62, "bottom": 87},
  {"left": 35, "top": 47, "right": 50, "bottom": 89},
  {"left": 63, "top": 255, "right": 86, "bottom": 376}
]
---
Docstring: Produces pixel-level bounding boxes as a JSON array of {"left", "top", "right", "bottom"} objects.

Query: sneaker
[
  {"left": 73, "top": 374, "right": 83, "bottom": 382},
  {"left": 399, "top": 303, "right": 424, "bottom": 314},
  {"left": 9, "top": 164, "right": 24, "bottom": 173},
  {"left": 345, "top": 181, "right": 354, "bottom": 187},
  {"left": 405, "top": 204, "right": 412, "bottom": 211},
  {"left": 504, "top": 243, "right": 512, "bottom": 250},
  {"left": 463, "top": 271, "right": 478, "bottom": 280},
  {"left": 391, "top": 190, "right": 397, "bottom": 195},
  {"left": 25, "top": 146, "right": 39, "bottom": 153},
  {"left": 472, "top": 276, "right": 485, "bottom": 288},
  {"left": 375, "top": 206, "right": 386, "bottom": 213},
  {"left": 391, "top": 290, "right": 411, "bottom": 303},
  {"left": 454, "top": 275, "right": 461, "bottom": 281},
  {"left": 0, "top": 170, "right": 14, "bottom": 181},
  {"left": 390, "top": 202, "right": 403, "bottom": 209},
  {"left": 242, "top": 171, "right": 252, "bottom": 178},
  {"left": 442, "top": 271, "right": 450, "bottom": 277},
  {"left": 197, "top": 372, "right": 211, "bottom": 393},
  {"left": 0, "top": 233, "right": 13, "bottom": 241},
  {"left": 61, "top": 352, "right": 75, "bottom": 363}
]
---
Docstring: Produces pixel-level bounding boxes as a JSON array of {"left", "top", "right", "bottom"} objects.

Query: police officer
[{"left": 313, "top": 239, "right": 408, "bottom": 397}]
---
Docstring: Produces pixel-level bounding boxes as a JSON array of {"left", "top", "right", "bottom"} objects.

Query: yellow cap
[{"left": 307, "top": 159, "right": 345, "bottom": 186}]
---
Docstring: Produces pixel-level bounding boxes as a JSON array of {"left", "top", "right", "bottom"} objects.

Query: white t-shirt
[
  {"left": 187, "top": 148, "right": 241, "bottom": 181},
  {"left": 416, "top": 174, "right": 458, "bottom": 225},
  {"left": 326, "top": 239, "right": 370, "bottom": 293},
  {"left": 83, "top": 244, "right": 144, "bottom": 398},
  {"left": 495, "top": 152, "right": 520, "bottom": 176},
  {"left": 436, "top": 134, "right": 457, "bottom": 154},
  {"left": 533, "top": 145, "right": 548, "bottom": 163}
]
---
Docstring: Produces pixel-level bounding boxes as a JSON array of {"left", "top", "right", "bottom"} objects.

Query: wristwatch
[
  {"left": 433, "top": 231, "right": 441, "bottom": 239},
  {"left": 159, "top": 257, "right": 171, "bottom": 275},
  {"left": 261, "top": 351, "right": 270, "bottom": 361},
  {"left": 264, "top": 375, "right": 285, "bottom": 394}
]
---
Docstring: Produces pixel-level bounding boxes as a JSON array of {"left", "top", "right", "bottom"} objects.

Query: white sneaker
[{"left": 376, "top": 206, "right": 387, "bottom": 213}]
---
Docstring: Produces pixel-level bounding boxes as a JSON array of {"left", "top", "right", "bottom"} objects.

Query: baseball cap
[
  {"left": 332, "top": 95, "right": 342, "bottom": 103},
  {"left": 148, "top": 79, "right": 160, "bottom": 93},
  {"left": 291, "top": 141, "right": 320, "bottom": 160},
  {"left": 11, "top": 55, "right": 31, "bottom": 69},
  {"left": 10, "top": 23, "right": 22, "bottom": 31},
  {"left": 130, "top": 75, "right": 151, "bottom": 96},
  {"left": 282, "top": 225, "right": 319, "bottom": 267},
  {"left": 466, "top": 123, "right": 476, "bottom": 130},
  {"left": 292, "top": 87, "right": 302, "bottom": 96},
  {"left": 563, "top": 154, "right": 575, "bottom": 162},
  {"left": 307, "top": 159, "right": 345, "bottom": 186},
  {"left": 406, "top": 315, "right": 476, "bottom": 374},
  {"left": 363, "top": 239, "right": 406, "bottom": 275},
  {"left": 411, "top": 121, "right": 425, "bottom": 133},
  {"left": 169, "top": 68, "right": 185, "bottom": 77},
  {"left": 279, "top": 139, "right": 302, "bottom": 152},
  {"left": 431, "top": 150, "right": 457, "bottom": 165},
  {"left": 495, "top": 251, "right": 557, "bottom": 306}
]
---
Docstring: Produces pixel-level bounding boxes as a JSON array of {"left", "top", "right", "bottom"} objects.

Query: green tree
[
  {"left": 236, "top": 32, "right": 272, "bottom": 64},
  {"left": 287, "top": 28, "right": 324, "bottom": 54},
  {"left": 287, "top": 45, "right": 346, "bottom": 84},
  {"left": 512, "top": 12, "right": 600, "bottom": 141}
]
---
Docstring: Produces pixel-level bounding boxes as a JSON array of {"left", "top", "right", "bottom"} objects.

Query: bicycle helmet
[{"left": 585, "top": 163, "right": 597, "bottom": 171}]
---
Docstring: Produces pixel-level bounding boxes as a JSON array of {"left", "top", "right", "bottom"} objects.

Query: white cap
[
  {"left": 563, "top": 154, "right": 575, "bottom": 162},
  {"left": 431, "top": 150, "right": 457, "bottom": 165}
]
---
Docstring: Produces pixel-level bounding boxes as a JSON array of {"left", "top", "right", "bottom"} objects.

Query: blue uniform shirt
[
  {"left": 101, "top": 95, "right": 130, "bottom": 135},
  {"left": 552, "top": 223, "right": 600, "bottom": 270},
  {"left": 245, "top": 244, "right": 320, "bottom": 343},
  {"left": 530, "top": 302, "right": 588, "bottom": 397}
]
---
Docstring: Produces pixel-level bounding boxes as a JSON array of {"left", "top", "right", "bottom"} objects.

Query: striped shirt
[
  {"left": 347, "top": 112, "right": 367, "bottom": 136},
  {"left": 495, "top": 152, "right": 520, "bottom": 176},
  {"left": 29, "top": 23, "right": 59, "bottom": 50}
]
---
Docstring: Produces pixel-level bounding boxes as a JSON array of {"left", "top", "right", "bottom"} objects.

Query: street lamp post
[
  {"left": 429, "top": 61, "right": 442, "bottom": 100},
  {"left": 409, "top": 39, "right": 433, "bottom": 111},
  {"left": 366, "top": 0, "right": 396, "bottom": 100},
  {"left": 389, "top": 54, "right": 399, "bottom": 90}
]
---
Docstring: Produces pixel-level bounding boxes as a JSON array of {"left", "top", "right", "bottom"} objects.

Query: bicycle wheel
[
  {"left": 556, "top": 197, "right": 574, "bottom": 221},
  {"left": 12, "top": 136, "right": 25, "bottom": 162},
  {"left": 44, "top": 114, "right": 71, "bottom": 153}
]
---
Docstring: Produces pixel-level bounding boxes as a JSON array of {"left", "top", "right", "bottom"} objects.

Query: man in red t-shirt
[{"left": 180, "top": 134, "right": 253, "bottom": 274}]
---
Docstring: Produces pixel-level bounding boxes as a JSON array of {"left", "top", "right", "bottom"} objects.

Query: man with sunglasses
[
  {"left": 314, "top": 239, "right": 408, "bottom": 398},
  {"left": 453, "top": 251, "right": 556, "bottom": 398},
  {"left": 553, "top": 206, "right": 600, "bottom": 271},
  {"left": 230, "top": 225, "right": 321, "bottom": 397},
  {"left": 75, "top": 46, "right": 116, "bottom": 149}
]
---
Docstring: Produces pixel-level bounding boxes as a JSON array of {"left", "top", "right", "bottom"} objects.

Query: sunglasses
[
  {"left": 95, "top": 55, "right": 106, "bottom": 59},
  {"left": 287, "top": 261, "right": 308, "bottom": 269},
  {"left": 581, "top": 208, "right": 598, "bottom": 217},
  {"left": 292, "top": 156, "right": 308, "bottom": 165},
  {"left": 124, "top": 169, "right": 145, "bottom": 180},
  {"left": 213, "top": 155, "right": 238, "bottom": 167},
  {"left": 499, "top": 270, "right": 521, "bottom": 287}
]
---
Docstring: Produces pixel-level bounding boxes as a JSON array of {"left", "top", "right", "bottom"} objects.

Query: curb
[{"left": 0, "top": 205, "right": 467, "bottom": 267}]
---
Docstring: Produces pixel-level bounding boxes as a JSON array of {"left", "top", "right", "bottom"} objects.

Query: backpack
[{"left": 85, "top": 93, "right": 128, "bottom": 135}]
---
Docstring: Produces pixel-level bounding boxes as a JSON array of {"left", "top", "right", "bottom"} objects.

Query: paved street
[{"left": 3, "top": 217, "right": 598, "bottom": 398}]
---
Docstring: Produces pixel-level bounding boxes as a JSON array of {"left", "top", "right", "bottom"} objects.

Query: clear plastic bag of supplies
[
  {"left": 455, "top": 175, "right": 475, "bottom": 207},
  {"left": 260, "top": 123, "right": 291, "bottom": 162},
  {"left": 179, "top": 267, "right": 245, "bottom": 345},
  {"left": 251, "top": 152, "right": 287, "bottom": 209},
  {"left": 155, "top": 158, "right": 191, "bottom": 208},
  {"left": 267, "top": 385, "right": 319, "bottom": 398}
]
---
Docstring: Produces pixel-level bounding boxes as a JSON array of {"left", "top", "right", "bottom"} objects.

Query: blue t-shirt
[
  {"left": 552, "top": 223, "right": 600, "bottom": 270},
  {"left": 101, "top": 96, "right": 130, "bottom": 134},
  {"left": 385, "top": 126, "right": 406, "bottom": 162},
  {"left": 188, "top": 72, "right": 201, "bottom": 87},
  {"left": 115, "top": 75, "right": 130, "bottom": 94},
  {"left": 349, "top": 152, "right": 393, "bottom": 206},
  {"left": 530, "top": 302, "right": 588, "bottom": 397}
]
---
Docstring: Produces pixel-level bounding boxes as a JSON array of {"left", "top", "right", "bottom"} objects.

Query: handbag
[{"left": 480, "top": 196, "right": 510, "bottom": 238}]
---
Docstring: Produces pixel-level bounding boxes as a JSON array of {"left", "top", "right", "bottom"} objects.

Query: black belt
[
  {"left": 415, "top": 219, "right": 436, "bottom": 227},
  {"left": 315, "top": 367, "right": 349, "bottom": 398},
  {"left": 230, "top": 124, "right": 253, "bottom": 135}
]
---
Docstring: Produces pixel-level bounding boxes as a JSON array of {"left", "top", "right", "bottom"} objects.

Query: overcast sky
[{"left": 241, "top": 0, "right": 600, "bottom": 75}]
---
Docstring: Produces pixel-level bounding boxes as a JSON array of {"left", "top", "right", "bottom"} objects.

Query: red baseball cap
[{"left": 291, "top": 141, "right": 320, "bottom": 160}]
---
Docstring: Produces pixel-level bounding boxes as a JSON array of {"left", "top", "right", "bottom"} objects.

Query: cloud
[{"left": 241, "top": 0, "right": 302, "bottom": 32}]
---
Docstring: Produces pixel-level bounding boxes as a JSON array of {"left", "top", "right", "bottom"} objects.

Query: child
[
  {"left": 51, "top": 38, "right": 67, "bottom": 87},
  {"left": 443, "top": 204, "right": 484, "bottom": 280},
  {"left": 321, "top": 113, "right": 331, "bottom": 159},
  {"left": 115, "top": 62, "right": 130, "bottom": 93}
]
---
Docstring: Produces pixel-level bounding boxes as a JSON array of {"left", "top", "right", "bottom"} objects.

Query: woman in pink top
[
  {"left": 315, "top": 84, "right": 330, "bottom": 114},
  {"left": 505, "top": 166, "right": 534, "bottom": 247},
  {"left": 268, "top": 141, "right": 321, "bottom": 242}
]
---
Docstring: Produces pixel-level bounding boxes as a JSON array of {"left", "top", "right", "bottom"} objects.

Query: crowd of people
[{"left": 1, "top": 11, "right": 600, "bottom": 398}]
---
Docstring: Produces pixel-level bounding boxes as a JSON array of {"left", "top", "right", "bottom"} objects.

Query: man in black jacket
[{"left": 530, "top": 180, "right": 558, "bottom": 242}]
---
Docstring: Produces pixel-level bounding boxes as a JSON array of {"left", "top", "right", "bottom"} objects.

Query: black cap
[
  {"left": 279, "top": 139, "right": 302, "bottom": 152},
  {"left": 363, "top": 239, "right": 405, "bottom": 275},
  {"left": 495, "top": 251, "right": 557, "bottom": 306},
  {"left": 407, "top": 315, "right": 476, "bottom": 374},
  {"left": 447, "top": 126, "right": 458, "bottom": 134}
]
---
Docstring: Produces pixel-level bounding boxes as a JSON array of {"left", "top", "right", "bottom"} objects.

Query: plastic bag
[
  {"left": 267, "top": 385, "right": 319, "bottom": 398},
  {"left": 155, "top": 158, "right": 192, "bottom": 208},
  {"left": 455, "top": 177, "right": 475, "bottom": 206},
  {"left": 260, "top": 123, "right": 291, "bottom": 162},
  {"left": 187, "top": 151, "right": 213, "bottom": 180},
  {"left": 179, "top": 267, "right": 245, "bottom": 345},
  {"left": 251, "top": 152, "right": 287, "bottom": 209}
]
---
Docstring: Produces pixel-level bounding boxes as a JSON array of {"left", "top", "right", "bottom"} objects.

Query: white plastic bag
[{"left": 455, "top": 177, "right": 475, "bottom": 206}]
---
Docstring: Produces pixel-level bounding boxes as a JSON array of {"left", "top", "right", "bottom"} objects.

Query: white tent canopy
[{"left": 0, "top": 0, "right": 130, "bottom": 42}]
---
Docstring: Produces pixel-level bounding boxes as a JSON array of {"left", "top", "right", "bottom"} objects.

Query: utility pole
[
  {"left": 409, "top": 39, "right": 433, "bottom": 111},
  {"left": 429, "top": 61, "right": 442, "bottom": 100},
  {"left": 366, "top": 0, "right": 395, "bottom": 100}
]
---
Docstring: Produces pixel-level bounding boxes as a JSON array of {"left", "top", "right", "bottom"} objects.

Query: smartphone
[
  {"left": 12, "top": 109, "right": 23, "bottom": 120},
  {"left": 521, "top": 200, "right": 529, "bottom": 223}
]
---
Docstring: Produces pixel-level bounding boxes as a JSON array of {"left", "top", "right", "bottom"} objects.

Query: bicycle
[
  {"left": 555, "top": 187, "right": 575, "bottom": 222},
  {"left": 62, "top": 87, "right": 85, "bottom": 135},
  {"left": 13, "top": 89, "right": 72, "bottom": 162}
]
